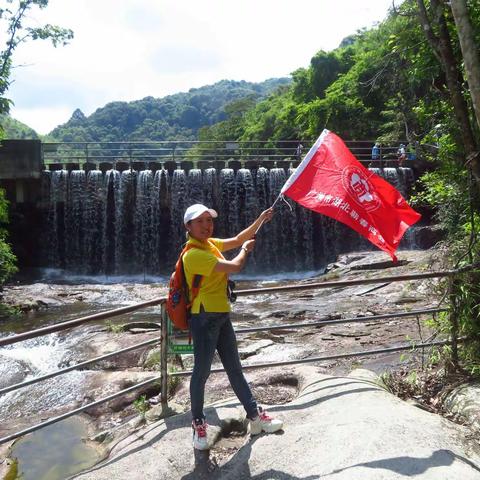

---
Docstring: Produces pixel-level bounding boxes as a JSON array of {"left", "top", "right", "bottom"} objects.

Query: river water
[
  {"left": 0, "top": 268, "right": 329, "bottom": 479},
  {"left": 1, "top": 245, "right": 434, "bottom": 479},
  {"left": 0, "top": 276, "right": 171, "bottom": 479}
]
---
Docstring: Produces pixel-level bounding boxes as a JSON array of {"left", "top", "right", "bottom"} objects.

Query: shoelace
[
  {"left": 259, "top": 411, "right": 272, "bottom": 422},
  {"left": 194, "top": 422, "right": 208, "bottom": 437}
]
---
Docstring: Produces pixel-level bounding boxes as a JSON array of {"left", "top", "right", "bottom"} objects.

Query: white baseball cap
[{"left": 184, "top": 204, "right": 218, "bottom": 224}]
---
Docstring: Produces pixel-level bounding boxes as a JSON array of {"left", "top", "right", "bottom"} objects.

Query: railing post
[
  {"left": 448, "top": 275, "right": 460, "bottom": 371},
  {"left": 160, "top": 301, "right": 169, "bottom": 412}
]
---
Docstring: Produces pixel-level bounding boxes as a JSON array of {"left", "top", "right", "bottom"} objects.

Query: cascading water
[
  {"left": 47, "top": 170, "right": 68, "bottom": 269},
  {"left": 65, "top": 171, "right": 85, "bottom": 272},
  {"left": 41, "top": 165, "right": 417, "bottom": 275},
  {"left": 0, "top": 333, "right": 87, "bottom": 420},
  {"left": 115, "top": 169, "right": 136, "bottom": 274},
  {"left": 219, "top": 168, "right": 238, "bottom": 238},
  {"left": 169, "top": 169, "right": 188, "bottom": 259},
  {"left": 151, "top": 168, "right": 170, "bottom": 273},
  {"left": 235, "top": 169, "right": 257, "bottom": 269},
  {"left": 135, "top": 170, "right": 154, "bottom": 276},
  {"left": 84, "top": 170, "right": 105, "bottom": 274}
]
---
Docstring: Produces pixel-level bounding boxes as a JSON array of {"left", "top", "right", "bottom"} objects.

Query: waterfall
[
  {"left": 169, "top": 169, "right": 188, "bottom": 260},
  {"left": 103, "top": 169, "right": 120, "bottom": 275},
  {"left": 65, "top": 171, "right": 86, "bottom": 272},
  {"left": 135, "top": 170, "right": 154, "bottom": 275},
  {"left": 151, "top": 168, "right": 170, "bottom": 273},
  {"left": 42, "top": 166, "right": 417, "bottom": 275},
  {"left": 84, "top": 170, "right": 105, "bottom": 274},
  {"left": 47, "top": 170, "right": 68, "bottom": 269},
  {"left": 255, "top": 167, "right": 271, "bottom": 271},
  {"left": 219, "top": 168, "right": 238, "bottom": 238}
]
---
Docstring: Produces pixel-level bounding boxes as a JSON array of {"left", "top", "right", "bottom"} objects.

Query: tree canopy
[
  {"left": 0, "top": 0, "right": 72, "bottom": 285},
  {"left": 48, "top": 78, "right": 291, "bottom": 143},
  {"left": 0, "top": 0, "right": 73, "bottom": 137}
]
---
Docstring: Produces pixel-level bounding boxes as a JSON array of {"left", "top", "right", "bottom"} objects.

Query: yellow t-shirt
[{"left": 182, "top": 236, "right": 230, "bottom": 313}]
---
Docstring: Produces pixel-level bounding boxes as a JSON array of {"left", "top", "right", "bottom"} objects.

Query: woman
[{"left": 182, "top": 203, "right": 283, "bottom": 450}]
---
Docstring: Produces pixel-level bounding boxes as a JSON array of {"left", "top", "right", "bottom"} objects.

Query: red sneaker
[
  {"left": 249, "top": 407, "right": 283, "bottom": 435},
  {"left": 192, "top": 418, "right": 209, "bottom": 450}
]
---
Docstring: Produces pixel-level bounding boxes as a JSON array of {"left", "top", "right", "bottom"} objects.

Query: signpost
[{"left": 167, "top": 319, "right": 194, "bottom": 354}]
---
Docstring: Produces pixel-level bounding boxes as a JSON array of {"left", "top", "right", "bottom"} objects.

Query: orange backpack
[{"left": 166, "top": 244, "right": 203, "bottom": 330}]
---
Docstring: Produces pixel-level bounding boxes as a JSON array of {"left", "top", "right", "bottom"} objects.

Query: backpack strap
[
  {"left": 179, "top": 245, "right": 204, "bottom": 343},
  {"left": 179, "top": 244, "right": 203, "bottom": 311},
  {"left": 180, "top": 239, "right": 223, "bottom": 308}
]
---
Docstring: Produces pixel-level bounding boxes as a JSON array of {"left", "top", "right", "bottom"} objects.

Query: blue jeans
[{"left": 189, "top": 309, "right": 258, "bottom": 421}]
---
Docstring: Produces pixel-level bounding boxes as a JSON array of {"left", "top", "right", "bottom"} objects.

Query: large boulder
[{"left": 413, "top": 225, "right": 445, "bottom": 249}]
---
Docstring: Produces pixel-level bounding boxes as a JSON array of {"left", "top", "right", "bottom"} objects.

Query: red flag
[{"left": 281, "top": 130, "right": 421, "bottom": 261}]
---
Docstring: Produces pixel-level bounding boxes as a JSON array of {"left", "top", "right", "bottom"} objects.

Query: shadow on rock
[
  {"left": 324, "top": 449, "right": 480, "bottom": 476},
  {"left": 201, "top": 435, "right": 316, "bottom": 480}
]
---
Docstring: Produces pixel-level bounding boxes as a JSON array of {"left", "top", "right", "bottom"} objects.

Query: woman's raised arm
[{"left": 221, "top": 208, "right": 273, "bottom": 252}]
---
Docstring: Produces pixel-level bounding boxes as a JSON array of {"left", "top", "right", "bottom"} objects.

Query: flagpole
[
  {"left": 255, "top": 135, "right": 318, "bottom": 238},
  {"left": 254, "top": 192, "right": 284, "bottom": 236}
]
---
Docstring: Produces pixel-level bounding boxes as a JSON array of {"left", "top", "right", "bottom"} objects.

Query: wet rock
[
  {"left": 35, "top": 297, "right": 62, "bottom": 307},
  {"left": 81, "top": 371, "right": 160, "bottom": 418},
  {"left": 0, "top": 355, "right": 29, "bottom": 388},
  {"left": 238, "top": 340, "right": 274, "bottom": 359},
  {"left": 414, "top": 225, "right": 445, "bottom": 249},
  {"left": 121, "top": 322, "right": 161, "bottom": 333},
  {"left": 395, "top": 296, "right": 420, "bottom": 305},
  {"left": 141, "top": 346, "right": 161, "bottom": 369},
  {"left": 350, "top": 259, "right": 410, "bottom": 271},
  {"left": 83, "top": 330, "right": 159, "bottom": 370},
  {"left": 92, "top": 430, "right": 114, "bottom": 444}
]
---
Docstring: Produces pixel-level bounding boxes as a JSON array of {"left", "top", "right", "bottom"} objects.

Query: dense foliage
[
  {"left": 199, "top": 6, "right": 446, "bottom": 146},
  {"left": 1, "top": 0, "right": 480, "bottom": 371},
  {"left": 0, "top": 0, "right": 73, "bottom": 136},
  {"left": 0, "top": 114, "right": 38, "bottom": 139},
  {"left": 0, "top": 189, "right": 17, "bottom": 284},
  {"left": 197, "top": 0, "right": 480, "bottom": 373},
  {"left": 48, "top": 79, "right": 291, "bottom": 142},
  {"left": 0, "top": 0, "right": 72, "bottom": 287}
]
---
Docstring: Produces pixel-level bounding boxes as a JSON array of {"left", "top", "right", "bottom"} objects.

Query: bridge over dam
[{"left": 0, "top": 139, "right": 434, "bottom": 276}]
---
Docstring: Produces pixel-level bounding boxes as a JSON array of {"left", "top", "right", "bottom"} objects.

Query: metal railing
[
  {"left": 41, "top": 140, "right": 412, "bottom": 167},
  {"left": 1, "top": 264, "right": 476, "bottom": 445}
]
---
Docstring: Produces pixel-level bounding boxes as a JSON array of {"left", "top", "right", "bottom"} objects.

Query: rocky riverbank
[{"left": 1, "top": 247, "right": 480, "bottom": 479}]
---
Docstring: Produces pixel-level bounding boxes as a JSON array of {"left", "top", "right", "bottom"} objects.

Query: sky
[{"left": 7, "top": 0, "right": 398, "bottom": 135}]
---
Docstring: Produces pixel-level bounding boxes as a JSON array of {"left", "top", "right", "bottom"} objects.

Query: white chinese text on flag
[{"left": 281, "top": 130, "right": 421, "bottom": 261}]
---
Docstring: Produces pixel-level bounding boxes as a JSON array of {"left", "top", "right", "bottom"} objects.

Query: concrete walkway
[{"left": 72, "top": 367, "right": 480, "bottom": 479}]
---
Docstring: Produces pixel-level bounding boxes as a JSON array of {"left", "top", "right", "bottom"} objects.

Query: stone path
[{"left": 72, "top": 366, "right": 480, "bottom": 479}]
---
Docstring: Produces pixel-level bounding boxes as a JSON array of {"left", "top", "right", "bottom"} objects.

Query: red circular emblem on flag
[{"left": 341, "top": 166, "right": 380, "bottom": 212}]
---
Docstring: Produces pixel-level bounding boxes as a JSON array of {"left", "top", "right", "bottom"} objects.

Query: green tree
[
  {"left": 450, "top": 0, "right": 480, "bottom": 135},
  {"left": 0, "top": 0, "right": 73, "bottom": 135},
  {"left": 50, "top": 79, "right": 289, "bottom": 142},
  {"left": 415, "top": 0, "right": 480, "bottom": 186},
  {"left": 0, "top": 0, "right": 72, "bottom": 286},
  {"left": 0, "top": 189, "right": 17, "bottom": 284}
]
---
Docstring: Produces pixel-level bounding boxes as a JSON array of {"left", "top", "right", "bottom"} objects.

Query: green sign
[{"left": 167, "top": 318, "right": 194, "bottom": 354}]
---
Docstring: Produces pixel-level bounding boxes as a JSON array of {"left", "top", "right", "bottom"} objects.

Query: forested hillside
[
  {"left": 199, "top": 2, "right": 474, "bottom": 148},
  {"left": 195, "top": 0, "right": 480, "bottom": 378},
  {"left": 48, "top": 78, "right": 290, "bottom": 142},
  {"left": 0, "top": 115, "right": 39, "bottom": 139}
]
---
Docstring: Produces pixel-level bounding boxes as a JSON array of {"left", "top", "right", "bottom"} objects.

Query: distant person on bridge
[
  {"left": 182, "top": 204, "right": 283, "bottom": 450},
  {"left": 295, "top": 143, "right": 304, "bottom": 161},
  {"left": 371, "top": 142, "right": 380, "bottom": 161},
  {"left": 397, "top": 143, "right": 407, "bottom": 167}
]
